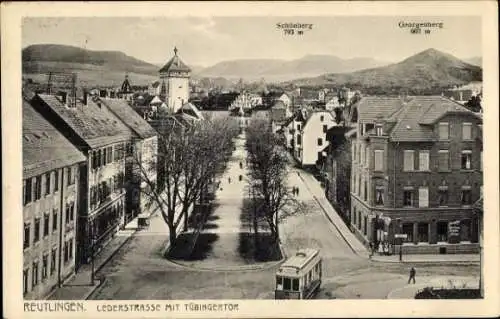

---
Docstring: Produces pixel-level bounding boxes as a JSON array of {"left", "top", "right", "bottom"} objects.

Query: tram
[{"left": 275, "top": 249, "right": 322, "bottom": 299}]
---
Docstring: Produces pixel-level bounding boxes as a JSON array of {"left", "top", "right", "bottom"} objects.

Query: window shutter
[
  {"left": 419, "top": 187, "right": 429, "bottom": 207},
  {"left": 419, "top": 151, "right": 429, "bottom": 171}
]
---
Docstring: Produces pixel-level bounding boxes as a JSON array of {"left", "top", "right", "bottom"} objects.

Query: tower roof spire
[{"left": 174, "top": 46, "right": 178, "bottom": 56}]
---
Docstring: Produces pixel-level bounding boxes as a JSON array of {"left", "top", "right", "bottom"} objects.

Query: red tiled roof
[
  {"left": 99, "top": 98, "right": 157, "bottom": 139},
  {"left": 23, "top": 99, "right": 86, "bottom": 178},
  {"left": 35, "top": 94, "right": 133, "bottom": 149}
]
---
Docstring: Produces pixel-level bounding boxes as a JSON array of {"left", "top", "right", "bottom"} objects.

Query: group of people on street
[{"left": 369, "top": 241, "right": 393, "bottom": 258}]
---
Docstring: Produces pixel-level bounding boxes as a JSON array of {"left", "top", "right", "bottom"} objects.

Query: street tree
[
  {"left": 245, "top": 118, "right": 305, "bottom": 246},
  {"left": 137, "top": 114, "right": 239, "bottom": 249}
]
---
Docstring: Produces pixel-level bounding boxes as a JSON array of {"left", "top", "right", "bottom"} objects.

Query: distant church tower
[{"left": 159, "top": 47, "right": 191, "bottom": 113}]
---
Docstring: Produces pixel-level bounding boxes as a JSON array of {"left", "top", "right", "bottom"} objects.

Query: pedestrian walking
[
  {"left": 369, "top": 242, "right": 374, "bottom": 258},
  {"left": 239, "top": 162, "right": 243, "bottom": 169},
  {"left": 228, "top": 177, "right": 231, "bottom": 184},
  {"left": 408, "top": 267, "right": 416, "bottom": 284},
  {"left": 296, "top": 187, "right": 299, "bottom": 195}
]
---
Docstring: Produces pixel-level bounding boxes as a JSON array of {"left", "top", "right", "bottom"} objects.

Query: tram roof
[{"left": 277, "top": 249, "right": 320, "bottom": 276}]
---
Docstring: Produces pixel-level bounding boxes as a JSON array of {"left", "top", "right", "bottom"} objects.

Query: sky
[{"left": 22, "top": 16, "right": 481, "bottom": 67}]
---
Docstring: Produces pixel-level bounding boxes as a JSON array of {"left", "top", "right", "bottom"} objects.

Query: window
[
  {"left": 50, "top": 248, "right": 57, "bottom": 275},
  {"left": 462, "top": 123, "right": 472, "bottom": 140},
  {"left": 323, "top": 125, "right": 327, "bottom": 133},
  {"left": 64, "top": 241, "right": 69, "bottom": 263},
  {"left": 438, "top": 122, "right": 449, "bottom": 140},
  {"left": 43, "top": 213, "right": 49, "bottom": 237},
  {"left": 419, "top": 151, "right": 430, "bottom": 171},
  {"left": 375, "top": 187, "right": 384, "bottom": 205},
  {"left": 97, "top": 150, "right": 102, "bottom": 167},
  {"left": 438, "top": 189, "right": 449, "bottom": 206},
  {"left": 417, "top": 222, "right": 429, "bottom": 243},
  {"left": 418, "top": 187, "right": 429, "bottom": 208},
  {"left": 374, "top": 150, "right": 384, "bottom": 171},
  {"left": 363, "top": 180, "right": 368, "bottom": 201},
  {"left": 54, "top": 170, "right": 59, "bottom": 192},
  {"left": 283, "top": 277, "right": 291, "bottom": 290},
  {"left": 363, "top": 216, "right": 368, "bottom": 235},
  {"left": 297, "top": 124, "right": 301, "bottom": 131},
  {"left": 45, "top": 172, "right": 51, "bottom": 195},
  {"left": 34, "top": 176, "right": 42, "bottom": 201},
  {"left": 403, "top": 150, "right": 415, "bottom": 171},
  {"left": 402, "top": 223, "right": 413, "bottom": 243},
  {"left": 69, "top": 238, "right": 73, "bottom": 259},
  {"left": 108, "top": 146, "right": 113, "bottom": 163},
  {"left": 32, "top": 261, "right": 39, "bottom": 287},
  {"left": 438, "top": 150, "right": 450, "bottom": 171},
  {"left": 42, "top": 254, "right": 48, "bottom": 280},
  {"left": 320, "top": 115, "right": 324, "bottom": 122},
  {"left": 376, "top": 125, "right": 383, "bottom": 136},
  {"left": 480, "top": 151, "right": 483, "bottom": 171},
  {"left": 53, "top": 209, "right": 58, "bottom": 231},
  {"left": 103, "top": 148, "right": 107, "bottom": 165},
  {"left": 353, "top": 207, "right": 357, "bottom": 225},
  {"left": 24, "top": 179, "right": 32, "bottom": 204},
  {"left": 461, "top": 150, "right": 472, "bottom": 169},
  {"left": 34, "top": 218, "right": 40, "bottom": 243},
  {"left": 23, "top": 268, "right": 29, "bottom": 295},
  {"left": 403, "top": 190, "right": 414, "bottom": 207},
  {"left": 317, "top": 138, "right": 323, "bottom": 146},
  {"left": 24, "top": 223, "right": 30, "bottom": 249},
  {"left": 437, "top": 221, "right": 448, "bottom": 242},
  {"left": 297, "top": 134, "right": 302, "bottom": 145},
  {"left": 292, "top": 278, "right": 299, "bottom": 291},
  {"left": 461, "top": 189, "right": 472, "bottom": 205}
]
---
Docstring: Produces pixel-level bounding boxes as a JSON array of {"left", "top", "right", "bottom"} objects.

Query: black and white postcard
[{"left": 2, "top": 1, "right": 499, "bottom": 318}]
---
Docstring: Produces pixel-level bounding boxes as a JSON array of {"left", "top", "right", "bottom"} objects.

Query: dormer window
[{"left": 376, "top": 125, "right": 383, "bottom": 136}]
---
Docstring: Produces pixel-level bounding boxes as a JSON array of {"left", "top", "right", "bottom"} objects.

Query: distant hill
[
  {"left": 465, "top": 56, "right": 482, "bottom": 67},
  {"left": 195, "top": 55, "right": 389, "bottom": 81},
  {"left": 287, "top": 48, "right": 482, "bottom": 95},
  {"left": 23, "top": 44, "right": 159, "bottom": 87}
]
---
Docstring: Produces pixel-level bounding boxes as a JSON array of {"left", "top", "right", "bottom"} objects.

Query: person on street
[
  {"left": 240, "top": 162, "right": 243, "bottom": 169},
  {"left": 296, "top": 187, "right": 299, "bottom": 195},
  {"left": 369, "top": 242, "right": 374, "bottom": 258},
  {"left": 408, "top": 267, "right": 416, "bottom": 284},
  {"left": 228, "top": 177, "right": 231, "bottom": 184}
]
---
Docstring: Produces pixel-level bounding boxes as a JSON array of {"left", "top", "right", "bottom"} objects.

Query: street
[{"left": 90, "top": 124, "right": 479, "bottom": 300}]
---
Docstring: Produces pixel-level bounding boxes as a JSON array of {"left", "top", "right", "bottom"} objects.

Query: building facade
[
  {"left": 23, "top": 98, "right": 86, "bottom": 299},
  {"left": 348, "top": 96, "right": 483, "bottom": 254},
  {"left": 30, "top": 93, "right": 133, "bottom": 266}
]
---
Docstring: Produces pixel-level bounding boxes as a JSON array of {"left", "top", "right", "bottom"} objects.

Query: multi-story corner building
[
  {"left": 99, "top": 98, "right": 158, "bottom": 220},
  {"left": 30, "top": 93, "right": 133, "bottom": 267},
  {"left": 290, "top": 109, "right": 337, "bottom": 167},
  {"left": 347, "top": 96, "right": 483, "bottom": 254},
  {"left": 320, "top": 126, "right": 353, "bottom": 222},
  {"left": 23, "top": 98, "right": 86, "bottom": 299}
]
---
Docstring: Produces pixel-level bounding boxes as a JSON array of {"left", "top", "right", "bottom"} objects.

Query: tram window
[
  {"left": 292, "top": 278, "right": 299, "bottom": 291},
  {"left": 284, "top": 277, "right": 291, "bottom": 290}
]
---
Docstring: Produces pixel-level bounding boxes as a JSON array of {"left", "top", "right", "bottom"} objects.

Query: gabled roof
[
  {"left": 388, "top": 96, "right": 482, "bottom": 142},
  {"left": 99, "top": 98, "right": 157, "bottom": 139},
  {"left": 150, "top": 96, "right": 163, "bottom": 105},
  {"left": 159, "top": 48, "right": 191, "bottom": 73},
  {"left": 23, "top": 99, "right": 86, "bottom": 178},
  {"left": 354, "top": 97, "right": 404, "bottom": 122},
  {"left": 177, "top": 102, "right": 204, "bottom": 120},
  {"left": 34, "top": 94, "right": 133, "bottom": 149}
]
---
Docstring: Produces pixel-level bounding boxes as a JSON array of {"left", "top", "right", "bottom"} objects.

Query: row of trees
[
  {"left": 245, "top": 118, "right": 304, "bottom": 246},
  {"left": 139, "top": 114, "right": 240, "bottom": 247}
]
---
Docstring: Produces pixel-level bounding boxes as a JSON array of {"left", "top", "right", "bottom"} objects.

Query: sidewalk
[
  {"left": 387, "top": 276, "right": 479, "bottom": 299},
  {"left": 371, "top": 253, "right": 480, "bottom": 264},
  {"left": 296, "top": 169, "right": 368, "bottom": 257},
  {"left": 47, "top": 216, "right": 141, "bottom": 300}
]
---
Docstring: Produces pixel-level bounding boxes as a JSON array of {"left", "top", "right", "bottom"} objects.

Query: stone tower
[{"left": 158, "top": 47, "right": 191, "bottom": 113}]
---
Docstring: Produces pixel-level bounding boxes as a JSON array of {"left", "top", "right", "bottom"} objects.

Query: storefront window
[
  {"left": 417, "top": 222, "right": 429, "bottom": 243},
  {"left": 402, "top": 223, "right": 413, "bottom": 243},
  {"left": 437, "top": 221, "right": 448, "bottom": 242}
]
